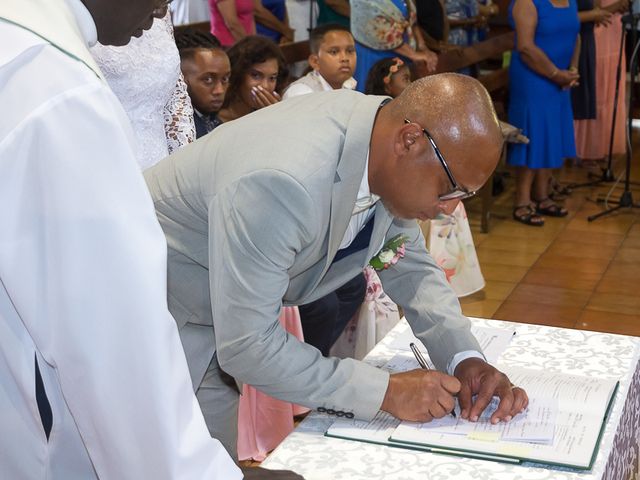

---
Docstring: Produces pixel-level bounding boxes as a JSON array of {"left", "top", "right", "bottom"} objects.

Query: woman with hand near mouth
[{"left": 217, "top": 35, "right": 288, "bottom": 122}]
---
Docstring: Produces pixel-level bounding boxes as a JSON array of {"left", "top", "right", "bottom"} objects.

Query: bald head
[
  {"left": 389, "top": 73, "right": 502, "bottom": 163},
  {"left": 369, "top": 73, "right": 503, "bottom": 220}
]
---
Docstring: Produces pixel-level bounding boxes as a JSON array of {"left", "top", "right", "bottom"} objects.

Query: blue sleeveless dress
[{"left": 507, "top": 0, "right": 579, "bottom": 168}]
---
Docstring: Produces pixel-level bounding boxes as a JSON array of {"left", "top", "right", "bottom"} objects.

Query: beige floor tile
[
  {"left": 544, "top": 240, "right": 618, "bottom": 260},
  {"left": 565, "top": 215, "right": 635, "bottom": 235},
  {"left": 533, "top": 254, "right": 612, "bottom": 274},
  {"left": 520, "top": 267, "right": 600, "bottom": 292},
  {"left": 506, "top": 284, "right": 592, "bottom": 309},
  {"left": 576, "top": 310, "right": 640, "bottom": 336},
  {"left": 461, "top": 300, "right": 503, "bottom": 319},
  {"left": 612, "top": 247, "right": 640, "bottom": 263},
  {"left": 479, "top": 262, "right": 529, "bottom": 283},
  {"left": 585, "top": 292, "right": 640, "bottom": 316},
  {"left": 493, "top": 301, "right": 581, "bottom": 328},
  {"left": 595, "top": 270, "right": 640, "bottom": 295},
  {"left": 622, "top": 235, "right": 640, "bottom": 249},
  {"left": 473, "top": 235, "right": 551, "bottom": 254},
  {"left": 628, "top": 223, "right": 640, "bottom": 237},
  {"left": 460, "top": 280, "right": 517, "bottom": 303},
  {"left": 477, "top": 248, "right": 540, "bottom": 268},
  {"left": 488, "top": 221, "right": 563, "bottom": 240},
  {"left": 552, "top": 229, "right": 624, "bottom": 247}
]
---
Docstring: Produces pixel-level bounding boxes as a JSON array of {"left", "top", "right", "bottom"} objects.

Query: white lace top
[{"left": 91, "top": 13, "right": 195, "bottom": 170}]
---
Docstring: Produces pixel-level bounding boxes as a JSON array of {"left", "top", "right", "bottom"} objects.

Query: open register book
[{"left": 326, "top": 365, "right": 619, "bottom": 470}]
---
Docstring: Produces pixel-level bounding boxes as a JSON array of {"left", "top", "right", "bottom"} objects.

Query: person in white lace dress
[{"left": 91, "top": 12, "right": 195, "bottom": 170}]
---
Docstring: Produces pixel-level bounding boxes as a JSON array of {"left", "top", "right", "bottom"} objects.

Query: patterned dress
[
  {"left": 91, "top": 13, "right": 195, "bottom": 170},
  {"left": 352, "top": 0, "right": 417, "bottom": 92}
]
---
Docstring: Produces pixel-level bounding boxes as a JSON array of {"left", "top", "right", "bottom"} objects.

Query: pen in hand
[{"left": 409, "top": 342, "right": 457, "bottom": 419}]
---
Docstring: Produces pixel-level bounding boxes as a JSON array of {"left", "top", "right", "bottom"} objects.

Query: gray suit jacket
[{"left": 144, "top": 90, "right": 481, "bottom": 421}]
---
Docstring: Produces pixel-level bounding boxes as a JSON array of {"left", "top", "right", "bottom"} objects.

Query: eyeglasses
[{"left": 404, "top": 118, "right": 476, "bottom": 201}]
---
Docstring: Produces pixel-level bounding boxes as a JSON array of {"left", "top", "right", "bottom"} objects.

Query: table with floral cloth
[{"left": 262, "top": 318, "right": 640, "bottom": 480}]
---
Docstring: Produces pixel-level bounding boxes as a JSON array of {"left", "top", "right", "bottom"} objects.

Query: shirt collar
[
  {"left": 353, "top": 152, "right": 381, "bottom": 215},
  {"left": 313, "top": 70, "right": 358, "bottom": 92},
  {"left": 64, "top": 0, "right": 98, "bottom": 47},
  {"left": 194, "top": 108, "right": 207, "bottom": 118}
]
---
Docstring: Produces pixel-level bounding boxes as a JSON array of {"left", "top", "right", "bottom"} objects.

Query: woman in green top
[{"left": 317, "top": 0, "right": 350, "bottom": 27}]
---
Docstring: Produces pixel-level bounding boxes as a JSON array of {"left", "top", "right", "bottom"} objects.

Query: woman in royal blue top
[
  {"left": 254, "top": 0, "right": 295, "bottom": 43},
  {"left": 508, "top": 0, "right": 580, "bottom": 225}
]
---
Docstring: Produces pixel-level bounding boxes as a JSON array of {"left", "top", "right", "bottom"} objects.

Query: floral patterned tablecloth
[{"left": 263, "top": 318, "right": 640, "bottom": 480}]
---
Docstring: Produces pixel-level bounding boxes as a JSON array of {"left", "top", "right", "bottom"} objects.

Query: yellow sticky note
[{"left": 497, "top": 444, "right": 532, "bottom": 457}]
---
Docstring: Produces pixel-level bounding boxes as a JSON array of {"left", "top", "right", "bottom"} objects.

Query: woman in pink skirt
[{"left": 574, "top": 0, "right": 629, "bottom": 163}]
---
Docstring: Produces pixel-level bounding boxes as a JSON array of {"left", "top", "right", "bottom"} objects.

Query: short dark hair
[
  {"left": 365, "top": 57, "right": 404, "bottom": 95},
  {"left": 309, "top": 24, "right": 353, "bottom": 54},
  {"left": 224, "top": 36, "right": 289, "bottom": 106},
  {"left": 175, "top": 28, "right": 223, "bottom": 61}
]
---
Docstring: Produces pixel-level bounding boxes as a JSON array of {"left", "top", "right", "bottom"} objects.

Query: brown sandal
[{"left": 513, "top": 205, "right": 544, "bottom": 226}]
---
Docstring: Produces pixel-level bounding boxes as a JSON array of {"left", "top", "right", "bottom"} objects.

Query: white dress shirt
[
  {"left": 0, "top": 0, "right": 240, "bottom": 478},
  {"left": 283, "top": 69, "right": 357, "bottom": 99},
  {"left": 340, "top": 154, "right": 484, "bottom": 374}
]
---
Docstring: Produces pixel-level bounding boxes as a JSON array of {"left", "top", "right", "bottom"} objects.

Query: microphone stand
[
  {"left": 569, "top": 3, "right": 629, "bottom": 189},
  {"left": 588, "top": 7, "right": 640, "bottom": 221}
]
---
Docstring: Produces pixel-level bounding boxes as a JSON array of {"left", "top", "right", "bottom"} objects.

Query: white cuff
[{"left": 447, "top": 350, "right": 486, "bottom": 376}]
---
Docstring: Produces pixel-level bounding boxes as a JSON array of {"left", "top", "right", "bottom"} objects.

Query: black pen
[{"left": 409, "top": 342, "right": 457, "bottom": 419}]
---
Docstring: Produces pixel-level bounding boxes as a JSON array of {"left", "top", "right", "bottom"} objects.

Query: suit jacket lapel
[{"left": 319, "top": 95, "right": 388, "bottom": 280}]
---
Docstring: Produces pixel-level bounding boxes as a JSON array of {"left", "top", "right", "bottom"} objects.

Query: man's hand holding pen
[
  {"left": 380, "top": 345, "right": 529, "bottom": 424},
  {"left": 380, "top": 369, "right": 461, "bottom": 422}
]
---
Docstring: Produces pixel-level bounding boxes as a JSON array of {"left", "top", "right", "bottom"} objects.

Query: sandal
[
  {"left": 535, "top": 198, "right": 568, "bottom": 217},
  {"left": 513, "top": 204, "right": 544, "bottom": 226}
]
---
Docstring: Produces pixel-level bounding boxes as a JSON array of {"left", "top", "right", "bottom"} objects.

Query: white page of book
[
  {"left": 383, "top": 352, "right": 431, "bottom": 372},
  {"left": 407, "top": 396, "right": 557, "bottom": 444},
  {"left": 501, "top": 366, "right": 617, "bottom": 415},
  {"left": 327, "top": 410, "right": 400, "bottom": 444},
  {"left": 391, "top": 366, "right": 618, "bottom": 468},
  {"left": 387, "top": 324, "right": 516, "bottom": 365}
]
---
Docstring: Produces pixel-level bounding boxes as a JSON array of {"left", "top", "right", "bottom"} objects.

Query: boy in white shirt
[{"left": 283, "top": 24, "right": 357, "bottom": 98}]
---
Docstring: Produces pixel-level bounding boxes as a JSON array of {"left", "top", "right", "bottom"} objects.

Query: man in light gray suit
[{"left": 144, "top": 73, "right": 529, "bottom": 458}]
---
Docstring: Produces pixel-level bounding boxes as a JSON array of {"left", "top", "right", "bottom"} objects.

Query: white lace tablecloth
[{"left": 262, "top": 318, "right": 640, "bottom": 480}]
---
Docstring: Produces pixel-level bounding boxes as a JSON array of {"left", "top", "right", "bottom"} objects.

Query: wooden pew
[{"left": 280, "top": 41, "right": 311, "bottom": 65}]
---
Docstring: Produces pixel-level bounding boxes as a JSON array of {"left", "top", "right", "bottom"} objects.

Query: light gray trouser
[{"left": 196, "top": 355, "right": 240, "bottom": 460}]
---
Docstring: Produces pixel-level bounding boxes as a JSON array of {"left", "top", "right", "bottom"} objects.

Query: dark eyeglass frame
[{"left": 404, "top": 118, "right": 476, "bottom": 201}]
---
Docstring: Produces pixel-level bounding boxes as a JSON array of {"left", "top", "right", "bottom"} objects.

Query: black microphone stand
[
  {"left": 588, "top": 8, "right": 640, "bottom": 221},
  {"left": 569, "top": 4, "right": 629, "bottom": 189}
]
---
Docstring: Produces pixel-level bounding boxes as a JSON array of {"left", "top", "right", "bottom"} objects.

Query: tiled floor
[{"left": 458, "top": 142, "right": 640, "bottom": 337}]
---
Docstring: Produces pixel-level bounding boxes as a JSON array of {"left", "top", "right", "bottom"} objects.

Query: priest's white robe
[{"left": 0, "top": 0, "right": 241, "bottom": 478}]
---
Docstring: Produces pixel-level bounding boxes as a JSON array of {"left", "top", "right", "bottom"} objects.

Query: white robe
[{"left": 0, "top": 0, "right": 241, "bottom": 478}]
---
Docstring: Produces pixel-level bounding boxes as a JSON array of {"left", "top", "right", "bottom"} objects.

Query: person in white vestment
[
  {"left": 91, "top": 11, "right": 196, "bottom": 170},
  {"left": 0, "top": 0, "right": 301, "bottom": 479}
]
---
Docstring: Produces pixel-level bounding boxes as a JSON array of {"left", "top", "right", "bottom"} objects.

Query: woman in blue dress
[
  {"left": 351, "top": 0, "right": 438, "bottom": 92},
  {"left": 254, "top": 0, "right": 295, "bottom": 43},
  {"left": 508, "top": 0, "right": 580, "bottom": 225}
]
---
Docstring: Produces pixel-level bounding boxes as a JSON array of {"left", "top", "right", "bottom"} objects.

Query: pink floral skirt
[{"left": 236, "top": 306, "right": 309, "bottom": 461}]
